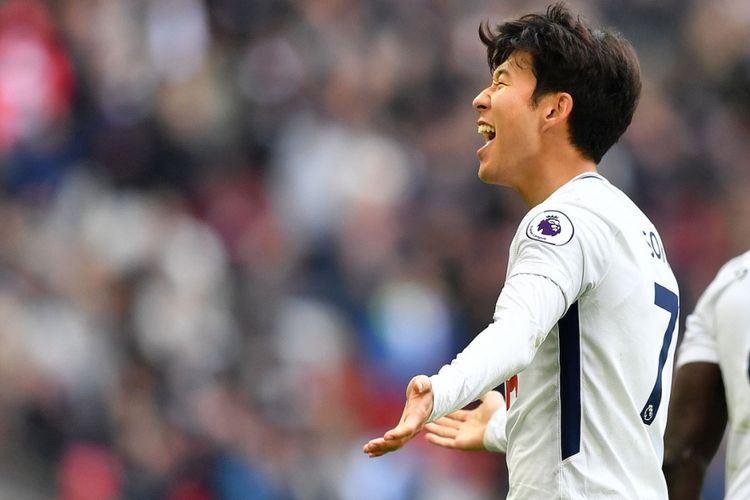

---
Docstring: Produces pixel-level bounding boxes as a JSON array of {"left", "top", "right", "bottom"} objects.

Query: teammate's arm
[{"left": 663, "top": 361, "right": 728, "bottom": 499}]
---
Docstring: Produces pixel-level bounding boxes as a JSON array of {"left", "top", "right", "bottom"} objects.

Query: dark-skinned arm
[{"left": 663, "top": 361, "right": 728, "bottom": 500}]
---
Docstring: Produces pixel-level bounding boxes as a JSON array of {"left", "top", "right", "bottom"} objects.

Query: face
[{"left": 473, "top": 51, "right": 542, "bottom": 186}]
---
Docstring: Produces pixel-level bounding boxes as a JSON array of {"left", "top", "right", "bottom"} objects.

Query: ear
[{"left": 540, "top": 92, "right": 573, "bottom": 132}]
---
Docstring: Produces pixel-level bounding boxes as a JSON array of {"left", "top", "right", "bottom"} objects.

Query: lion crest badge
[{"left": 526, "top": 210, "right": 574, "bottom": 245}]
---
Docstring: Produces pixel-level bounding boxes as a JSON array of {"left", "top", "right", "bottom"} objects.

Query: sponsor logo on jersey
[
  {"left": 526, "top": 210, "right": 574, "bottom": 245},
  {"left": 505, "top": 374, "right": 518, "bottom": 410}
]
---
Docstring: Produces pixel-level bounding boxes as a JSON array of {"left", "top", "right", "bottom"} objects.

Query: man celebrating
[{"left": 363, "top": 4, "right": 679, "bottom": 499}]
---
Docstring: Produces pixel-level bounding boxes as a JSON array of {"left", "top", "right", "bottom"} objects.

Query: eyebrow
[{"left": 492, "top": 68, "right": 510, "bottom": 82}]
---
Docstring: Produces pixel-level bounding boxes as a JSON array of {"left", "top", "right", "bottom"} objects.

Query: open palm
[
  {"left": 363, "top": 375, "right": 434, "bottom": 457},
  {"left": 423, "top": 390, "right": 504, "bottom": 451}
]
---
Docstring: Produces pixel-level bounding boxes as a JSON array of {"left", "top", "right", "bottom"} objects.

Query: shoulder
[
  {"left": 734, "top": 249, "right": 750, "bottom": 273},
  {"left": 522, "top": 208, "right": 576, "bottom": 247},
  {"left": 691, "top": 251, "right": 750, "bottom": 318},
  {"left": 711, "top": 251, "right": 750, "bottom": 308},
  {"left": 520, "top": 195, "right": 613, "bottom": 251},
  {"left": 710, "top": 251, "right": 750, "bottom": 296}
]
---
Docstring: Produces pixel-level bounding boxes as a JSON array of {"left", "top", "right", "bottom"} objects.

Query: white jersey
[
  {"left": 502, "top": 172, "right": 678, "bottom": 499},
  {"left": 676, "top": 250, "right": 750, "bottom": 500}
]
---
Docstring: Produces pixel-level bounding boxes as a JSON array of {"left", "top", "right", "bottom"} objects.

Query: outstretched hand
[
  {"left": 363, "top": 375, "right": 434, "bottom": 457},
  {"left": 423, "top": 390, "right": 504, "bottom": 451}
]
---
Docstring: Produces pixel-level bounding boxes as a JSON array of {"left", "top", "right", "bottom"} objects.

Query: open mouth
[{"left": 478, "top": 124, "right": 496, "bottom": 144}]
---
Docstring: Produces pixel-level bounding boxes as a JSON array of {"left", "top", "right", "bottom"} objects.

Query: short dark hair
[{"left": 479, "top": 3, "right": 641, "bottom": 163}]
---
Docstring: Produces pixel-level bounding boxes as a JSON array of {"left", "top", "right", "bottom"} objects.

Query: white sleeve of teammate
[
  {"left": 676, "top": 257, "right": 750, "bottom": 368},
  {"left": 428, "top": 272, "right": 566, "bottom": 421},
  {"left": 483, "top": 401, "right": 508, "bottom": 453},
  {"left": 675, "top": 263, "right": 744, "bottom": 368},
  {"left": 676, "top": 294, "right": 718, "bottom": 368}
]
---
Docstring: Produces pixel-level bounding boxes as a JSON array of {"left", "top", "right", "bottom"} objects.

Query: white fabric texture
[
  {"left": 483, "top": 392, "right": 508, "bottom": 453},
  {"left": 429, "top": 273, "right": 565, "bottom": 421}
]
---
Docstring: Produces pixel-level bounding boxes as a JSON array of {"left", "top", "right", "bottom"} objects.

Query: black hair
[{"left": 479, "top": 3, "right": 641, "bottom": 163}]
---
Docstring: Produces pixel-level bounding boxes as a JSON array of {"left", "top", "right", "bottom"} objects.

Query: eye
[{"left": 491, "top": 69, "right": 507, "bottom": 87}]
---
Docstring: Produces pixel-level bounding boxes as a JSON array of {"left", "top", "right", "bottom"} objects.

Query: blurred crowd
[{"left": 0, "top": 0, "right": 747, "bottom": 498}]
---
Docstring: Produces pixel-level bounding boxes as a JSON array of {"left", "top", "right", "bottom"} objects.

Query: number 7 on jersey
[{"left": 640, "top": 283, "right": 678, "bottom": 424}]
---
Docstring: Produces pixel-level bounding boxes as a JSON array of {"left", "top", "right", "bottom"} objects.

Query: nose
[{"left": 473, "top": 87, "right": 490, "bottom": 111}]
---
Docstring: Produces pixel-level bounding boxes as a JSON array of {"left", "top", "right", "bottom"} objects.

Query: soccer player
[
  {"left": 362, "top": 4, "right": 680, "bottom": 498},
  {"left": 663, "top": 250, "right": 750, "bottom": 499}
]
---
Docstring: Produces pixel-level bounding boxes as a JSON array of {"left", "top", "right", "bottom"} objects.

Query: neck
[{"left": 515, "top": 148, "right": 597, "bottom": 207}]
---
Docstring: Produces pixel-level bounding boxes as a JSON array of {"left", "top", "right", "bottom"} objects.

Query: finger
[
  {"left": 424, "top": 432, "right": 458, "bottom": 449},
  {"left": 363, "top": 437, "right": 404, "bottom": 455},
  {"left": 410, "top": 374, "right": 431, "bottom": 395},
  {"left": 384, "top": 422, "right": 415, "bottom": 441},
  {"left": 432, "top": 416, "right": 461, "bottom": 430},
  {"left": 424, "top": 422, "right": 458, "bottom": 439},
  {"left": 445, "top": 410, "right": 470, "bottom": 422},
  {"left": 363, "top": 437, "right": 390, "bottom": 452},
  {"left": 385, "top": 411, "right": 426, "bottom": 440},
  {"left": 364, "top": 442, "right": 389, "bottom": 457},
  {"left": 362, "top": 437, "right": 382, "bottom": 454}
]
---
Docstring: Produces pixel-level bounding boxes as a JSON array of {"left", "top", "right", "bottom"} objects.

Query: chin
[{"left": 477, "top": 165, "right": 497, "bottom": 185}]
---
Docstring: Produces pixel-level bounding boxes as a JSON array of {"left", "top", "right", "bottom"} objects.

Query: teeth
[
  {"left": 477, "top": 124, "right": 496, "bottom": 142},
  {"left": 477, "top": 124, "right": 496, "bottom": 135}
]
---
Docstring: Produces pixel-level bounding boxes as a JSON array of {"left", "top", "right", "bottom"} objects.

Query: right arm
[
  {"left": 663, "top": 261, "right": 737, "bottom": 499},
  {"left": 363, "top": 271, "right": 565, "bottom": 458},
  {"left": 428, "top": 272, "right": 565, "bottom": 420},
  {"left": 663, "top": 361, "right": 727, "bottom": 499}
]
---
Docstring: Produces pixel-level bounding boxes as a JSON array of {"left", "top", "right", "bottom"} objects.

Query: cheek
[
  {"left": 493, "top": 97, "right": 528, "bottom": 130},
  {"left": 504, "top": 107, "right": 537, "bottom": 144}
]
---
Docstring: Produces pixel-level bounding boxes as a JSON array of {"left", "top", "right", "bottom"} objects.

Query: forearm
[
  {"left": 662, "top": 452, "right": 707, "bottom": 500},
  {"left": 429, "top": 318, "right": 537, "bottom": 420},
  {"left": 663, "top": 362, "right": 727, "bottom": 500},
  {"left": 429, "top": 273, "right": 565, "bottom": 421}
]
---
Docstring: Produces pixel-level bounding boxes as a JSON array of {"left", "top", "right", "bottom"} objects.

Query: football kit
[{"left": 430, "top": 172, "right": 678, "bottom": 499}]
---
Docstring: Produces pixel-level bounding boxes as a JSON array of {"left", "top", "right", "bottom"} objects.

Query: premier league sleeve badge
[{"left": 526, "top": 210, "right": 574, "bottom": 246}]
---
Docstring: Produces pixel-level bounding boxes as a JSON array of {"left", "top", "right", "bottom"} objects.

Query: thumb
[{"left": 410, "top": 375, "right": 432, "bottom": 395}]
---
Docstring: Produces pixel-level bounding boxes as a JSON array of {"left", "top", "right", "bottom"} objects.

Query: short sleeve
[
  {"left": 676, "top": 307, "right": 718, "bottom": 367},
  {"left": 676, "top": 268, "right": 735, "bottom": 368},
  {"left": 676, "top": 256, "right": 750, "bottom": 368}
]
